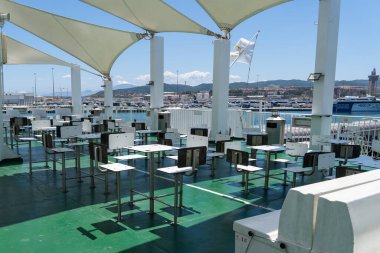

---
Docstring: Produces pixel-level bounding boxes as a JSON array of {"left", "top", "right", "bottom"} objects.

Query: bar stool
[
  {"left": 91, "top": 143, "right": 134, "bottom": 222},
  {"left": 272, "top": 142, "right": 309, "bottom": 184},
  {"left": 226, "top": 148, "right": 263, "bottom": 193},
  {"left": 42, "top": 132, "right": 74, "bottom": 193},
  {"left": 65, "top": 142, "right": 89, "bottom": 182},
  {"left": 331, "top": 143, "right": 361, "bottom": 165}
]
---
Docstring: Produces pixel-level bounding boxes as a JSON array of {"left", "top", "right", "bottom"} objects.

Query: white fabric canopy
[
  {"left": 196, "top": 0, "right": 291, "bottom": 31},
  {"left": 4, "top": 35, "right": 70, "bottom": 66},
  {"left": 81, "top": 0, "right": 215, "bottom": 36},
  {"left": 0, "top": 0, "right": 141, "bottom": 76}
]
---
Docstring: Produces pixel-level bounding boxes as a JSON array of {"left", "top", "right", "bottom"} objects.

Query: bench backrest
[
  {"left": 101, "top": 132, "right": 134, "bottom": 150},
  {"left": 246, "top": 133, "right": 268, "bottom": 146},
  {"left": 226, "top": 149, "right": 249, "bottom": 166},
  {"left": 177, "top": 146, "right": 207, "bottom": 168},
  {"left": 278, "top": 169, "right": 380, "bottom": 251},
  {"left": 187, "top": 134, "right": 208, "bottom": 150},
  {"left": 312, "top": 181, "right": 380, "bottom": 253}
]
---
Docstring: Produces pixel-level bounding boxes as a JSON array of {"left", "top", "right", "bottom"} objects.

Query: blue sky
[{"left": 2, "top": 0, "right": 380, "bottom": 94}]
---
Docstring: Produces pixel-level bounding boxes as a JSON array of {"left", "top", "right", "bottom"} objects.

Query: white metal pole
[
  {"left": 103, "top": 78, "right": 113, "bottom": 119},
  {"left": 311, "top": 0, "right": 341, "bottom": 138},
  {"left": 149, "top": 35, "right": 164, "bottom": 129},
  {"left": 211, "top": 39, "right": 230, "bottom": 138},
  {"left": 70, "top": 65, "right": 82, "bottom": 116}
]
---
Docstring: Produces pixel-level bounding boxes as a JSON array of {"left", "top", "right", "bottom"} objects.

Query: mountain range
[{"left": 90, "top": 79, "right": 369, "bottom": 97}]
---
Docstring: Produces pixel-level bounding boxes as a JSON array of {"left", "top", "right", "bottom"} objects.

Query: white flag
[{"left": 230, "top": 38, "right": 255, "bottom": 65}]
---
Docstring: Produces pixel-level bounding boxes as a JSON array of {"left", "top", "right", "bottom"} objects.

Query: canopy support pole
[
  {"left": 0, "top": 31, "right": 20, "bottom": 163},
  {"left": 149, "top": 36, "right": 164, "bottom": 130},
  {"left": 211, "top": 39, "right": 230, "bottom": 138},
  {"left": 310, "top": 0, "right": 341, "bottom": 150},
  {"left": 104, "top": 79, "right": 113, "bottom": 119},
  {"left": 71, "top": 65, "right": 82, "bottom": 116}
]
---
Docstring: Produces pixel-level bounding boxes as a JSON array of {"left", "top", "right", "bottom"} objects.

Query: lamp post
[
  {"left": 52, "top": 67, "right": 55, "bottom": 98},
  {"left": 176, "top": 70, "right": 179, "bottom": 105},
  {"left": 34, "top": 73, "right": 37, "bottom": 104}
]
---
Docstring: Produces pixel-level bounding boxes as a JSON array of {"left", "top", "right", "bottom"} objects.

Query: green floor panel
[{"left": 0, "top": 140, "right": 308, "bottom": 253}]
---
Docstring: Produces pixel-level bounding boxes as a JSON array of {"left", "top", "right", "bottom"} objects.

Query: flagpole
[
  {"left": 246, "top": 31, "right": 260, "bottom": 86},
  {"left": 241, "top": 31, "right": 260, "bottom": 92},
  {"left": 230, "top": 30, "right": 260, "bottom": 68}
]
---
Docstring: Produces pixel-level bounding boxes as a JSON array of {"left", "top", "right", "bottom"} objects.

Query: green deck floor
[{"left": 0, "top": 141, "right": 292, "bottom": 253}]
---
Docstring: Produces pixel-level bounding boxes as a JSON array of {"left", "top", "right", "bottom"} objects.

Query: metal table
[
  {"left": 126, "top": 144, "right": 176, "bottom": 214},
  {"left": 18, "top": 137, "right": 37, "bottom": 174},
  {"left": 250, "top": 145, "right": 287, "bottom": 190}
]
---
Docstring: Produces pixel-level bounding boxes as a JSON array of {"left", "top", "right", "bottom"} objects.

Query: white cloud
[
  {"left": 230, "top": 75, "right": 241, "bottom": 82},
  {"left": 62, "top": 74, "right": 71, "bottom": 79},
  {"left": 135, "top": 70, "right": 212, "bottom": 86},
  {"left": 135, "top": 74, "right": 151, "bottom": 83},
  {"left": 113, "top": 75, "right": 131, "bottom": 84}
]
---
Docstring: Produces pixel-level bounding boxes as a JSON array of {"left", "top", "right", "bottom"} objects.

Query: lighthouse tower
[{"left": 368, "top": 68, "right": 379, "bottom": 96}]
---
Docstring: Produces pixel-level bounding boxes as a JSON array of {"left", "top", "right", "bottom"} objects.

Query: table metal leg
[
  {"left": 129, "top": 169, "right": 134, "bottom": 205},
  {"left": 179, "top": 175, "right": 183, "bottom": 208},
  {"left": 76, "top": 146, "right": 82, "bottom": 182},
  {"left": 104, "top": 170, "right": 109, "bottom": 195},
  {"left": 28, "top": 141, "right": 32, "bottom": 174},
  {"left": 116, "top": 171, "right": 122, "bottom": 222},
  {"left": 4, "top": 127, "right": 8, "bottom": 145},
  {"left": 264, "top": 151, "right": 270, "bottom": 190},
  {"left": 10, "top": 130, "right": 14, "bottom": 149},
  {"left": 62, "top": 153, "right": 67, "bottom": 193},
  {"left": 173, "top": 174, "right": 179, "bottom": 225},
  {"left": 149, "top": 152, "right": 155, "bottom": 214},
  {"left": 292, "top": 173, "right": 297, "bottom": 187},
  {"left": 244, "top": 172, "right": 249, "bottom": 193},
  {"left": 211, "top": 157, "right": 216, "bottom": 177},
  {"left": 16, "top": 138, "right": 19, "bottom": 154},
  {"left": 90, "top": 158, "right": 95, "bottom": 189},
  {"left": 53, "top": 153, "right": 57, "bottom": 171}
]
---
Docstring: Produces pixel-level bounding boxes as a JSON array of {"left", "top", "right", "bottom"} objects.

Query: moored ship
[{"left": 333, "top": 96, "right": 380, "bottom": 113}]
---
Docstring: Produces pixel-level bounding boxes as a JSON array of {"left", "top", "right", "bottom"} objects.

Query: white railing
[{"left": 168, "top": 108, "right": 380, "bottom": 153}]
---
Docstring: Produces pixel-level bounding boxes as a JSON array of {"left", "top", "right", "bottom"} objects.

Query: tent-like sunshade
[
  {"left": 196, "top": 0, "right": 291, "bottom": 31},
  {"left": 4, "top": 35, "right": 70, "bottom": 66},
  {"left": 81, "top": 0, "right": 216, "bottom": 36},
  {"left": 0, "top": 0, "right": 141, "bottom": 76}
]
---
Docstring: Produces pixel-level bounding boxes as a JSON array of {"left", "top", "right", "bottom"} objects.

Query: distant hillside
[
  {"left": 90, "top": 79, "right": 369, "bottom": 97},
  {"left": 113, "top": 83, "right": 136, "bottom": 90},
  {"left": 335, "top": 80, "right": 367, "bottom": 86}
]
